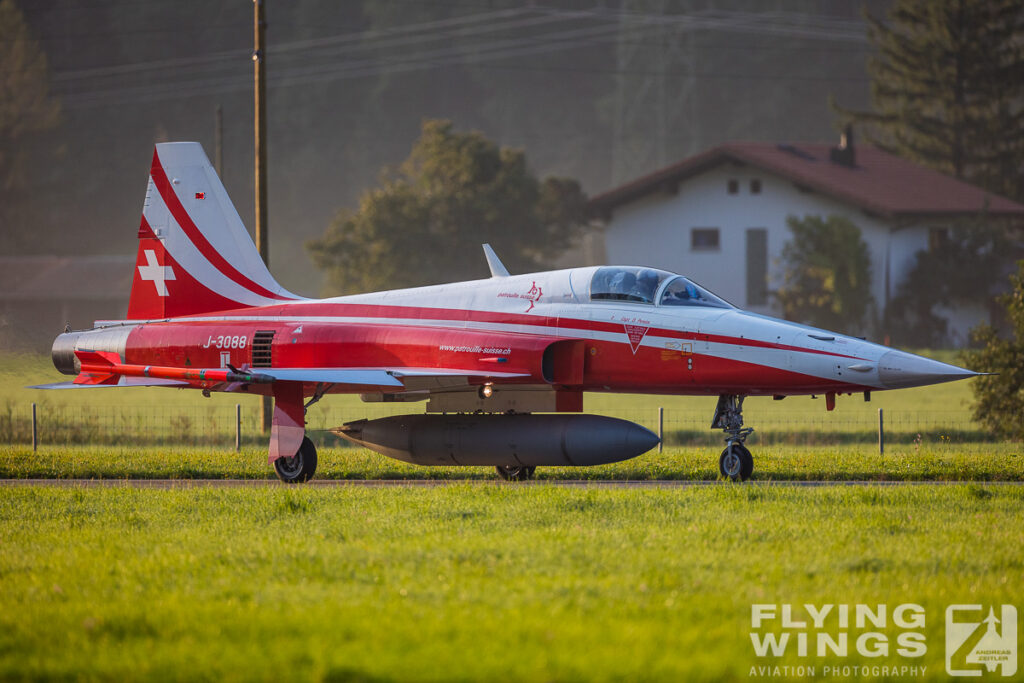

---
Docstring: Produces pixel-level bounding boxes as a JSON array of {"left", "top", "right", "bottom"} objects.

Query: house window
[
  {"left": 691, "top": 228, "right": 720, "bottom": 251},
  {"left": 750, "top": 179, "right": 762, "bottom": 194},
  {"left": 746, "top": 228, "right": 768, "bottom": 306},
  {"left": 727, "top": 179, "right": 739, "bottom": 194}
]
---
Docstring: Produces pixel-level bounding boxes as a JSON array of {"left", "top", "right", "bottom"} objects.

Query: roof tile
[{"left": 589, "top": 142, "right": 1024, "bottom": 218}]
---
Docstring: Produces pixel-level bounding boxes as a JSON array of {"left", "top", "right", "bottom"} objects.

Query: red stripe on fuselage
[
  {"left": 121, "top": 317, "right": 873, "bottom": 397},
  {"left": 149, "top": 150, "right": 293, "bottom": 302},
  {"left": 176, "top": 301, "right": 868, "bottom": 361}
]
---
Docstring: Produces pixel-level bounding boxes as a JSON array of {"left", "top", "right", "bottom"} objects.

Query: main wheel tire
[
  {"left": 274, "top": 436, "right": 318, "bottom": 484},
  {"left": 735, "top": 443, "right": 754, "bottom": 481},
  {"left": 495, "top": 465, "right": 536, "bottom": 482},
  {"left": 719, "top": 443, "right": 752, "bottom": 482}
]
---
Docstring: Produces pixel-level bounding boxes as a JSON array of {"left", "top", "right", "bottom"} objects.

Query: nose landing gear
[{"left": 712, "top": 394, "right": 754, "bottom": 481}]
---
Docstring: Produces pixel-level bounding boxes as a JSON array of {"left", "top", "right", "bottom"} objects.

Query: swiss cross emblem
[
  {"left": 138, "top": 249, "right": 175, "bottom": 296},
  {"left": 623, "top": 324, "right": 649, "bottom": 354}
]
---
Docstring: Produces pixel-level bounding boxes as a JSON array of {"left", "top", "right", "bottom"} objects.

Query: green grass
[
  {"left": 2, "top": 442, "right": 1022, "bottom": 481},
  {"left": 0, "top": 484, "right": 1020, "bottom": 682}
]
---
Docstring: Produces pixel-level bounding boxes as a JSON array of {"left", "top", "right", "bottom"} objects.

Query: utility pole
[
  {"left": 254, "top": 0, "right": 272, "bottom": 433},
  {"left": 611, "top": 0, "right": 701, "bottom": 184},
  {"left": 214, "top": 104, "right": 223, "bottom": 178}
]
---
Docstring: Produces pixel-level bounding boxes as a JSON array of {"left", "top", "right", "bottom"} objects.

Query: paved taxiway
[{"left": 2, "top": 479, "right": 1020, "bottom": 488}]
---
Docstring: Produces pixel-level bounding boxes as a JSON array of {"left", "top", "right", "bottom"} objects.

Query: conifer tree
[
  {"left": 0, "top": 0, "right": 61, "bottom": 254},
  {"left": 838, "top": 0, "right": 1024, "bottom": 202},
  {"left": 0, "top": 0, "right": 60, "bottom": 193}
]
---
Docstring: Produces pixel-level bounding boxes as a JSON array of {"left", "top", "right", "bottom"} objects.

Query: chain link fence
[{"left": 0, "top": 400, "right": 990, "bottom": 449}]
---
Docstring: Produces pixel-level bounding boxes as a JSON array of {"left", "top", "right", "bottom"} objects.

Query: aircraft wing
[
  {"left": 32, "top": 349, "right": 530, "bottom": 391},
  {"left": 232, "top": 367, "right": 529, "bottom": 387},
  {"left": 253, "top": 367, "right": 530, "bottom": 391},
  {"left": 388, "top": 367, "right": 529, "bottom": 379},
  {"left": 386, "top": 367, "right": 531, "bottom": 391},
  {"left": 254, "top": 368, "right": 403, "bottom": 386}
]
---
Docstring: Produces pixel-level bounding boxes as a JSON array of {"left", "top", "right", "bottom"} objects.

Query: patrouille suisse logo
[
  {"left": 623, "top": 324, "right": 649, "bottom": 354},
  {"left": 946, "top": 605, "right": 1018, "bottom": 677}
]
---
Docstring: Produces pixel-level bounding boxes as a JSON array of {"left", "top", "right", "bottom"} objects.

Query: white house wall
[{"left": 603, "top": 164, "right": 930, "bottom": 331}]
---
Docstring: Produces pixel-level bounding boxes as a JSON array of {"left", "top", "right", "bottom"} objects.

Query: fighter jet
[{"left": 36, "top": 143, "right": 979, "bottom": 482}]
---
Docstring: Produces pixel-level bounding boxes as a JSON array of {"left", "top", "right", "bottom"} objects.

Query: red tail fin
[{"left": 127, "top": 143, "right": 300, "bottom": 320}]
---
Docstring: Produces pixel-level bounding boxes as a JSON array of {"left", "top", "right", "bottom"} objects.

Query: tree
[
  {"left": 961, "top": 261, "right": 1024, "bottom": 440},
  {"left": 0, "top": 0, "right": 61, "bottom": 254},
  {"left": 887, "top": 220, "right": 1013, "bottom": 347},
  {"left": 0, "top": 0, "right": 60, "bottom": 194},
  {"left": 775, "top": 214, "right": 873, "bottom": 334},
  {"left": 836, "top": 0, "right": 1024, "bottom": 203},
  {"left": 307, "top": 120, "right": 587, "bottom": 295}
]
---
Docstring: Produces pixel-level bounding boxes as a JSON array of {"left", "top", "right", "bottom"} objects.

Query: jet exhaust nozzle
[
  {"left": 333, "top": 413, "right": 660, "bottom": 467},
  {"left": 51, "top": 331, "right": 84, "bottom": 376},
  {"left": 50, "top": 326, "right": 133, "bottom": 376}
]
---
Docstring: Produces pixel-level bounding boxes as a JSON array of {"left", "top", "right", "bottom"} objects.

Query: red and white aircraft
[{"left": 39, "top": 143, "right": 978, "bottom": 482}]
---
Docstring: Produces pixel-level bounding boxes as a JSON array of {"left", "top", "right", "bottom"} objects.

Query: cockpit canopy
[
  {"left": 590, "top": 266, "right": 672, "bottom": 304},
  {"left": 589, "top": 266, "right": 733, "bottom": 309}
]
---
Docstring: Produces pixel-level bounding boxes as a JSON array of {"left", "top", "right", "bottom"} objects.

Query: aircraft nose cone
[{"left": 877, "top": 350, "right": 978, "bottom": 389}]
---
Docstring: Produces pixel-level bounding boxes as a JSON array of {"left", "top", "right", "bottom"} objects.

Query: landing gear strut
[
  {"left": 712, "top": 394, "right": 754, "bottom": 481},
  {"left": 495, "top": 465, "right": 536, "bottom": 481}
]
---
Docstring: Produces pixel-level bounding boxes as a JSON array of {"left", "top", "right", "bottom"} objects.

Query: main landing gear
[
  {"left": 270, "top": 382, "right": 330, "bottom": 484},
  {"left": 495, "top": 465, "right": 536, "bottom": 481},
  {"left": 712, "top": 394, "right": 754, "bottom": 482},
  {"left": 274, "top": 436, "right": 318, "bottom": 483}
]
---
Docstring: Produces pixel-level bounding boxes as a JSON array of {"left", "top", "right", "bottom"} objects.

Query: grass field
[
  {"left": 1, "top": 442, "right": 1022, "bottom": 481},
  {"left": 0, "top": 484, "right": 1020, "bottom": 682},
  {"left": 3, "top": 351, "right": 1021, "bottom": 682}
]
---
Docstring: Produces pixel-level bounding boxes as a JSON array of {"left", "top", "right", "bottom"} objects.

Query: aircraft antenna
[{"left": 483, "top": 244, "right": 510, "bottom": 278}]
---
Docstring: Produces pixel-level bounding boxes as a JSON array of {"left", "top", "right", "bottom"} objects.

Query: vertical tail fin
[{"left": 127, "top": 142, "right": 299, "bottom": 320}]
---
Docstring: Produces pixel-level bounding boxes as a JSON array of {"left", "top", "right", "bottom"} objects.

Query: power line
[
  {"left": 50, "top": 7, "right": 871, "bottom": 108},
  {"left": 48, "top": 5, "right": 866, "bottom": 82}
]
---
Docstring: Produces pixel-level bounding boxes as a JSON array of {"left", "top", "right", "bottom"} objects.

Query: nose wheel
[
  {"left": 712, "top": 394, "right": 755, "bottom": 481},
  {"left": 719, "top": 442, "right": 753, "bottom": 481}
]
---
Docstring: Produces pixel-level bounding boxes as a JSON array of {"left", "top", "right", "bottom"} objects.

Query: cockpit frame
[{"left": 588, "top": 266, "right": 733, "bottom": 309}]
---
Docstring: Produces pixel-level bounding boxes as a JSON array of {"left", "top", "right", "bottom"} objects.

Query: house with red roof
[{"left": 587, "top": 134, "right": 1024, "bottom": 345}]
